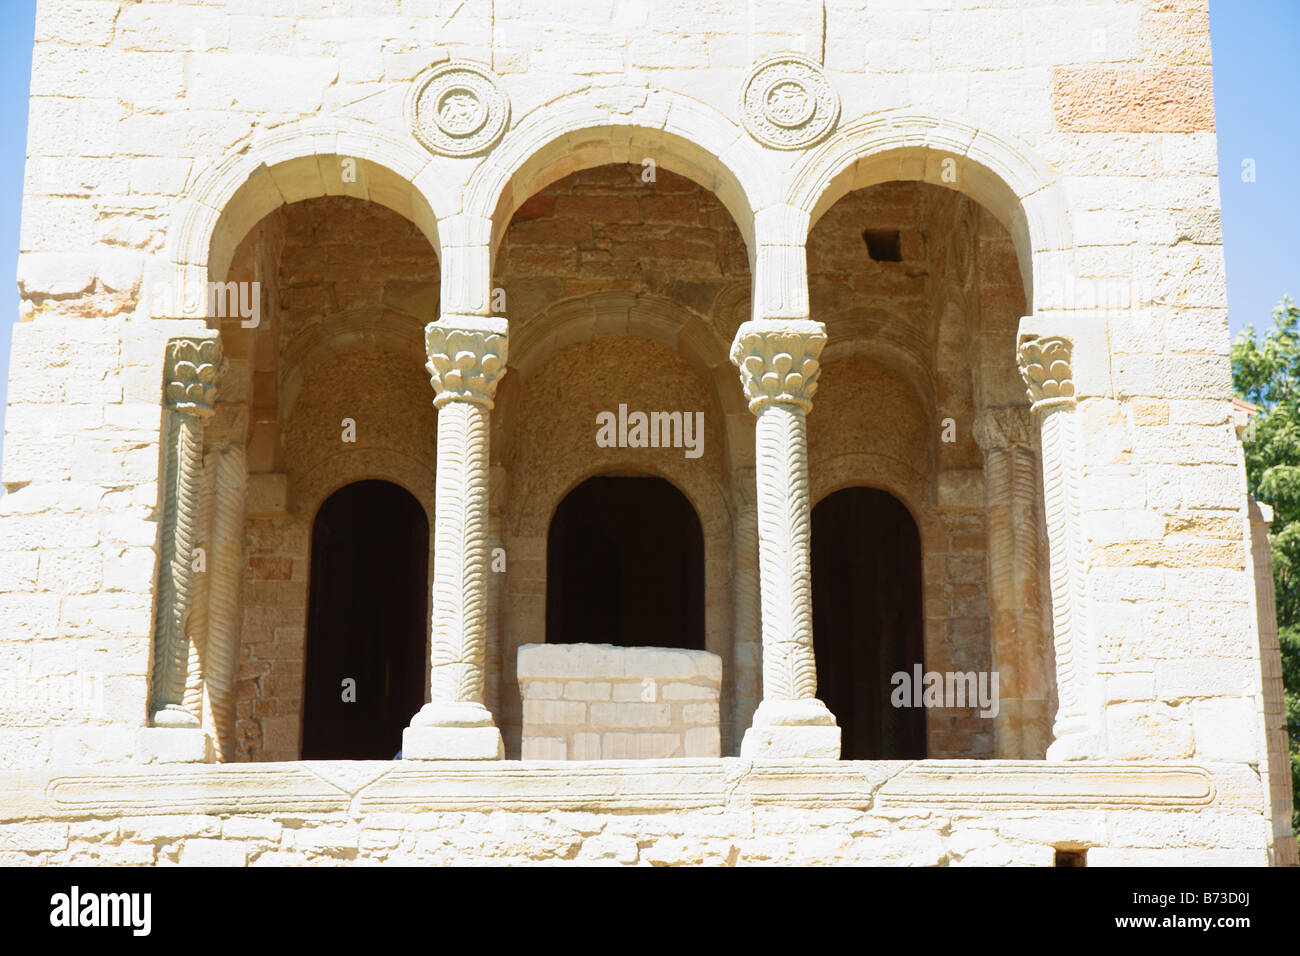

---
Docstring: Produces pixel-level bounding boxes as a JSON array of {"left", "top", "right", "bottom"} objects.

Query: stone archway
[
  {"left": 811, "top": 486, "right": 926, "bottom": 761},
  {"left": 301, "top": 479, "right": 430, "bottom": 761}
]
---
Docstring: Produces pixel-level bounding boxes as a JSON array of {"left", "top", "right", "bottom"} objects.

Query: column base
[
  {"left": 403, "top": 702, "right": 503, "bottom": 760},
  {"left": 1045, "top": 732, "right": 1104, "bottom": 761},
  {"left": 138, "top": 727, "right": 214, "bottom": 764},
  {"left": 740, "top": 698, "right": 841, "bottom": 759}
]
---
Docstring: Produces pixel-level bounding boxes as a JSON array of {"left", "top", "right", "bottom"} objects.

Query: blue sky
[{"left": 0, "top": 1, "right": 1296, "bottom": 465}]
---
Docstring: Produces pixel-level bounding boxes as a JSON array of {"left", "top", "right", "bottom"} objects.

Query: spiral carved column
[
  {"left": 974, "top": 405, "right": 1050, "bottom": 758},
  {"left": 149, "top": 337, "right": 221, "bottom": 735},
  {"left": 730, "top": 320, "right": 840, "bottom": 758},
  {"left": 1017, "top": 335, "right": 1102, "bottom": 760},
  {"left": 205, "top": 446, "right": 246, "bottom": 762},
  {"left": 404, "top": 316, "right": 508, "bottom": 760}
]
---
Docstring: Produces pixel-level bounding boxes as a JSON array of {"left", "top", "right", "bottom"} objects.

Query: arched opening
[
  {"left": 811, "top": 486, "right": 926, "bottom": 760},
  {"left": 301, "top": 480, "right": 429, "bottom": 760},
  {"left": 546, "top": 476, "right": 705, "bottom": 650}
]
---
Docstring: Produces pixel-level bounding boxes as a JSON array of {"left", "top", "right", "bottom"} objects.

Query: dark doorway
[
  {"left": 301, "top": 480, "right": 429, "bottom": 760},
  {"left": 811, "top": 486, "right": 926, "bottom": 759},
  {"left": 546, "top": 476, "right": 704, "bottom": 650}
]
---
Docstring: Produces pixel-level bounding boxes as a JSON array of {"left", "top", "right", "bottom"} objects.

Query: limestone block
[
  {"left": 137, "top": 727, "right": 214, "bottom": 764},
  {"left": 741, "top": 724, "right": 841, "bottom": 760},
  {"left": 180, "top": 839, "right": 248, "bottom": 867},
  {"left": 402, "top": 725, "right": 504, "bottom": 760},
  {"left": 1190, "top": 697, "right": 1260, "bottom": 762}
]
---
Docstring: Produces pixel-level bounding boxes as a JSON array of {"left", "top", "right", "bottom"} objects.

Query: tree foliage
[{"left": 1231, "top": 295, "right": 1300, "bottom": 837}]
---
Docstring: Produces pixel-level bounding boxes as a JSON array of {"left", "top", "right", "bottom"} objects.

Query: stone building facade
[{"left": 0, "top": 0, "right": 1295, "bottom": 866}]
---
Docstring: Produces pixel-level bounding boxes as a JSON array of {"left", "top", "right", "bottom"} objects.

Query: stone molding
[
  {"left": 738, "top": 54, "right": 840, "bottom": 150},
  {"left": 408, "top": 59, "right": 510, "bottom": 157},
  {"left": 1, "top": 760, "right": 1227, "bottom": 820}
]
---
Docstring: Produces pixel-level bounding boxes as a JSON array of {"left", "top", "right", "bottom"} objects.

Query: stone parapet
[
  {"left": 0, "top": 760, "right": 1269, "bottom": 866},
  {"left": 517, "top": 644, "right": 722, "bottom": 760}
]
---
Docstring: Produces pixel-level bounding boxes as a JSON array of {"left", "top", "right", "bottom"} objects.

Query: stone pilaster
[
  {"left": 730, "top": 320, "right": 840, "bottom": 758},
  {"left": 1016, "top": 334, "right": 1102, "bottom": 760},
  {"left": 403, "top": 315, "right": 508, "bottom": 760},
  {"left": 973, "top": 405, "right": 1050, "bottom": 758},
  {"left": 146, "top": 336, "right": 221, "bottom": 762}
]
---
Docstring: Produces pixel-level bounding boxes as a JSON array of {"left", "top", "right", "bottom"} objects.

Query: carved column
[
  {"left": 730, "top": 320, "right": 840, "bottom": 758},
  {"left": 404, "top": 316, "right": 508, "bottom": 760},
  {"left": 205, "top": 447, "right": 246, "bottom": 762},
  {"left": 974, "top": 405, "right": 1050, "bottom": 758},
  {"left": 1017, "top": 335, "right": 1102, "bottom": 760},
  {"left": 150, "top": 337, "right": 221, "bottom": 735},
  {"left": 728, "top": 494, "right": 761, "bottom": 755}
]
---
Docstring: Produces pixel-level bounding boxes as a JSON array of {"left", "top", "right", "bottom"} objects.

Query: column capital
[
  {"left": 1016, "top": 334, "right": 1075, "bottom": 415},
  {"left": 730, "top": 319, "right": 826, "bottom": 414},
  {"left": 973, "top": 405, "right": 1035, "bottom": 452},
  {"left": 425, "top": 315, "right": 509, "bottom": 409},
  {"left": 164, "top": 336, "right": 222, "bottom": 416}
]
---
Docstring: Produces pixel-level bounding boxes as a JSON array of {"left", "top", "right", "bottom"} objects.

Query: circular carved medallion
[
  {"left": 739, "top": 54, "right": 840, "bottom": 150},
  {"left": 410, "top": 61, "right": 509, "bottom": 157}
]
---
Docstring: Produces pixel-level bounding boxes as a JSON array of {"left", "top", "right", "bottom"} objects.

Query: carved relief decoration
[
  {"left": 739, "top": 54, "right": 840, "bottom": 150},
  {"left": 410, "top": 60, "right": 510, "bottom": 157}
]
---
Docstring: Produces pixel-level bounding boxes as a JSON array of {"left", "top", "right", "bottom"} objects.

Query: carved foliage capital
[
  {"left": 1016, "top": 335, "right": 1075, "bottom": 413},
  {"left": 425, "top": 319, "right": 509, "bottom": 408},
  {"left": 164, "top": 337, "right": 221, "bottom": 416},
  {"left": 730, "top": 320, "right": 826, "bottom": 413}
]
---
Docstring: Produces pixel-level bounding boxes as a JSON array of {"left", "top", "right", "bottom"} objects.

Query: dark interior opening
[
  {"left": 301, "top": 479, "right": 429, "bottom": 760},
  {"left": 1054, "top": 848, "right": 1088, "bottom": 867},
  {"left": 546, "top": 475, "right": 705, "bottom": 650},
  {"left": 811, "top": 486, "right": 926, "bottom": 759},
  {"left": 862, "top": 228, "right": 903, "bottom": 262}
]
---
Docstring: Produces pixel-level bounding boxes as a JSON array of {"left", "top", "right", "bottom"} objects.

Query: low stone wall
[
  {"left": 517, "top": 644, "right": 721, "bottom": 760},
  {"left": 0, "top": 760, "right": 1274, "bottom": 866}
]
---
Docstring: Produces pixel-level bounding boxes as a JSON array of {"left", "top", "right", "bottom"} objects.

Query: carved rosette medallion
[
  {"left": 738, "top": 54, "right": 840, "bottom": 150},
  {"left": 730, "top": 320, "right": 827, "bottom": 413},
  {"left": 409, "top": 61, "right": 509, "bottom": 157},
  {"left": 425, "top": 320, "right": 509, "bottom": 408},
  {"left": 1016, "top": 335, "right": 1075, "bottom": 414}
]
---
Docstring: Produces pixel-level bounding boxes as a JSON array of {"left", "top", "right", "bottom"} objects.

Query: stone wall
[{"left": 517, "top": 643, "right": 721, "bottom": 760}]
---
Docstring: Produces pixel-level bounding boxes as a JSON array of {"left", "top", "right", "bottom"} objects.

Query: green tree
[{"left": 1231, "top": 295, "right": 1300, "bottom": 840}]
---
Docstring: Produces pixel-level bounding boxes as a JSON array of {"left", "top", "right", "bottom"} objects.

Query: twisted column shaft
[
  {"left": 150, "top": 336, "right": 221, "bottom": 730},
  {"left": 1017, "top": 334, "right": 1101, "bottom": 760},
  {"left": 730, "top": 320, "right": 840, "bottom": 758},
  {"left": 404, "top": 316, "right": 507, "bottom": 760}
]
